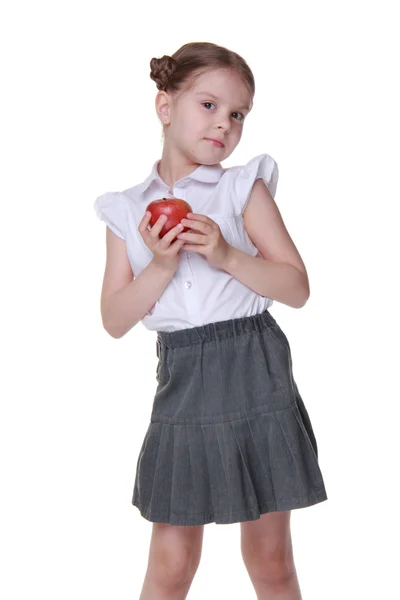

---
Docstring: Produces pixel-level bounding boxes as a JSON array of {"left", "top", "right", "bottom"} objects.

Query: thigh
[{"left": 240, "top": 511, "right": 292, "bottom": 560}]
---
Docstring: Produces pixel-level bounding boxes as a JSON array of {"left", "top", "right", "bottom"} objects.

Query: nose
[{"left": 216, "top": 114, "right": 231, "bottom": 133}]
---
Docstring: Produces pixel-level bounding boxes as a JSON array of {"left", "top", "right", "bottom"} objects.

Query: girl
[{"left": 94, "top": 42, "right": 327, "bottom": 600}]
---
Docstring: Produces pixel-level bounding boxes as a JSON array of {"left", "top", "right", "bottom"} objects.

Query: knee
[
  {"left": 242, "top": 545, "right": 295, "bottom": 587},
  {"left": 253, "top": 557, "right": 295, "bottom": 587},
  {"left": 150, "top": 546, "right": 201, "bottom": 591}
]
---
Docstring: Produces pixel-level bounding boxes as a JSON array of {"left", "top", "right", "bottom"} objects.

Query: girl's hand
[
  {"left": 177, "top": 213, "right": 232, "bottom": 270},
  {"left": 138, "top": 212, "right": 185, "bottom": 273}
]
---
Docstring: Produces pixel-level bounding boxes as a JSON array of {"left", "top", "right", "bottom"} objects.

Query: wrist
[
  {"left": 221, "top": 244, "right": 237, "bottom": 272},
  {"left": 151, "top": 257, "right": 177, "bottom": 277}
]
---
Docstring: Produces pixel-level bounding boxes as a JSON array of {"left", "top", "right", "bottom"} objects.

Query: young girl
[{"left": 95, "top": 42, "right": 327, "bottom": 600}]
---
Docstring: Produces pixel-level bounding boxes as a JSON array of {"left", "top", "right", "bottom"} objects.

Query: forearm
[
  {"left": 222, "top": 246, "right": 310, "bottom": 309},
  {"left": 101, "top": 260, "right": 175, "bottom": 338}
]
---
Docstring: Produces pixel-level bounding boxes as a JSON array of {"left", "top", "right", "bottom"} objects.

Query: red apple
[{"left": 146, "top": 197, "right": 193, "bottom": 239}]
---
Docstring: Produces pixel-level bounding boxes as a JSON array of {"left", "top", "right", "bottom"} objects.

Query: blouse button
[{"left": 185, "top": 281, "right": 192, "bottom": 289}]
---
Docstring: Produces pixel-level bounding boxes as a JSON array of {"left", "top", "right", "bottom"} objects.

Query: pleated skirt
[{"left": 132, "top": 309, "right": 327, "bottom": 526}]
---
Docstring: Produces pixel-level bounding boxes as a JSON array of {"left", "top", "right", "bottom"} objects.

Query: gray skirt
[{"left": 132, "top": 309, "right": 327, "bottom": 526}]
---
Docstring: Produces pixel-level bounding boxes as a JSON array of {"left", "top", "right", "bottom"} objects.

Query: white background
[{"left": 1, "top": 0, "right": 399, "bottom": 598}]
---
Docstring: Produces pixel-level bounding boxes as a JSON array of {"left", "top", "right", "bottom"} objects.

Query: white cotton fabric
[{"left": 94, "top": 153, "right": 279, "bottom": 332}]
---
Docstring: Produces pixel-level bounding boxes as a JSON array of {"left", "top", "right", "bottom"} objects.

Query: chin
[
  {"left": 201, "top": 149, "right": 230, "bottom": 165},
  {"left": 200, "top": 157, "right": 222, "bottom": 165},
  {"left": 186, "top": 143, "right": 231, "bottom": 165}
]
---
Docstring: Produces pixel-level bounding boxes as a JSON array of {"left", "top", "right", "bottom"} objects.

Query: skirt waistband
[{"left": 157, "top": 309, "right": 278, "bottom": 350}]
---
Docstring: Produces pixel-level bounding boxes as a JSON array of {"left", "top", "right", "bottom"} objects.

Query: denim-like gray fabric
[{"left": 132, "top": 310, "right": 327, "bottom": 526}]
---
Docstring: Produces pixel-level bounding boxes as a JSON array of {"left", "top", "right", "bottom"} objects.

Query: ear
[{"left": 155, "top": 91, "right": 171, "bottom": 125}]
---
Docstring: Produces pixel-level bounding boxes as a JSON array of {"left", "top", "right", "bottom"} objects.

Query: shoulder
[
  {"left": 94, "top": 191, "right": 129, "bottom": 239},
  {"left": 222, "top": 153, "right": 279, "bottom": 214},
  {"left": 95, "top": 183, "right": 145, "bottom": 213},
  {"left": 94, "top": 190, "right": 124, "bottom": 209},
  {"left": 235, "top": 153, "right": 278, "bottom": 190},
  {"left": 121, "top": 181, "right": 146, "bottom": 200}
]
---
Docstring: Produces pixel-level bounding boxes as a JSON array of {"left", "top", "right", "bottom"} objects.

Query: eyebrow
[{"left": 194, "top": 90, "right": 251, "bottom": 111}]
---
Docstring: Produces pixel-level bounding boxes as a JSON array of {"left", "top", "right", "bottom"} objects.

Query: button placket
[{"left": 178, "top": 253, "right": 201, "bottom": 318}]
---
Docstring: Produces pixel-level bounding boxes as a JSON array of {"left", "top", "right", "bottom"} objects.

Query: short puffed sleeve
[
  {"left": 94, "top": 192, "right": 127, "bottom": 240},
  {"left": 233, "top": 154, "right": 279, "bottom": 214}
]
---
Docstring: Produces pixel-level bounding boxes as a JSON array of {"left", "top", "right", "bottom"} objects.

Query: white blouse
[{"left": 94, "top": 153, "right": 279, "bottom": 332}]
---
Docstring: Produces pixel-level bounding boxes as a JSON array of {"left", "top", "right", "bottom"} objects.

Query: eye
[
  {"left": 202, "top": 102, "right": 216, "bottom": 110},
  {"left": 232, "top": 112, "right": 245, "bottom": 122}
]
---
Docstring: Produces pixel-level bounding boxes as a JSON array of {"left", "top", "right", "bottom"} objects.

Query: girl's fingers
[
  {"left": 181, "top": 219, "right": 208, "bottom": 234},
  {"left": 171, "top": 237, "right": 186, "bottom": 251},
  {"left": 179, "top": 244, "right": 202, "bottom": 254},
  {"left": 138, "top": 211, "right": 150, "bottom": 231},
  {"left": 162, "top": 222, "right": 184, "bottom": 245},
  {"left": 177, "top": 231, "right": 205, "bottom": 244},
  {"left": 149, "top": 214, "right": 168, "bottom": 237}
]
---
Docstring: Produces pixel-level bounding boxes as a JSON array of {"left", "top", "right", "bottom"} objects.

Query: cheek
[
  {"left": 190, "top": 107, "right": 208, "bottom": 128},
  {"left": 182, "top": 120, "right": 205, "bottom": 141},
  {"left": 178, "top": 113, "right": 199, "bottom": 136},
  {"left": 233, "top": 126, "right": 243, "bottom": 142}
]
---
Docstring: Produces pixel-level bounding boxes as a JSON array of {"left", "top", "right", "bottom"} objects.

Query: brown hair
[{"left": 149, "top": 42, "right": 255, "bottom": 103}]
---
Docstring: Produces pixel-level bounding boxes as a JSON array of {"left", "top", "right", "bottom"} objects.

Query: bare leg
[
  {"left": 139, "top": 522, "right": 204, "bottom": 600},
  {"left": 240, "top": 511, "right": 302, "bottom": 600}
]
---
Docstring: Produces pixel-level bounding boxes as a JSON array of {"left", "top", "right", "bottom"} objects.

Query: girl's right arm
[{"left": 100, "top": 213, "right": 185, "bottom": 338}]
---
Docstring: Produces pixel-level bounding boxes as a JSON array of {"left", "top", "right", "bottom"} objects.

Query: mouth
[{"left": 205, "top": 138, "right": 225, "bottom": 148}]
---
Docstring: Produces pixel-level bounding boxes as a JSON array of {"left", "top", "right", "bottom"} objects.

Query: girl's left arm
[{"left": 222, "top": 179, "right": 310, "bottom": 309}]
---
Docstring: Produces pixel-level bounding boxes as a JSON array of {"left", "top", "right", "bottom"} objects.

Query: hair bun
[{"left": 149, "top": 55, "right": 177, "bottom": 91}]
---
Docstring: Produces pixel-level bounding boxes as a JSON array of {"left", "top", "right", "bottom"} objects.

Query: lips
[{"left": 205, "top": 138, "right": 225, "bottom": 148}]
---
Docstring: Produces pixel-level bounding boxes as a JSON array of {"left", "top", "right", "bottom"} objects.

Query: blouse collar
[{"left": 138, "top": 159, "right": 225, "bottom": 193}]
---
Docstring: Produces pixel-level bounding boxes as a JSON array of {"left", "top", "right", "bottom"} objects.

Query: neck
[{"left": 158, "top": 152, "right": 199, "bottom": 190}]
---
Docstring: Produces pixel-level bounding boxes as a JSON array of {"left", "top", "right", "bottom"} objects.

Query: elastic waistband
[{"left": 157, "top": 309, "right": 278, "bottom": 350}]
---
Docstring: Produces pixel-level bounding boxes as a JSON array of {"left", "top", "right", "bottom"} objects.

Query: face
[{"left": 158, "top": 68, "right": 253, "bottom": 165}]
